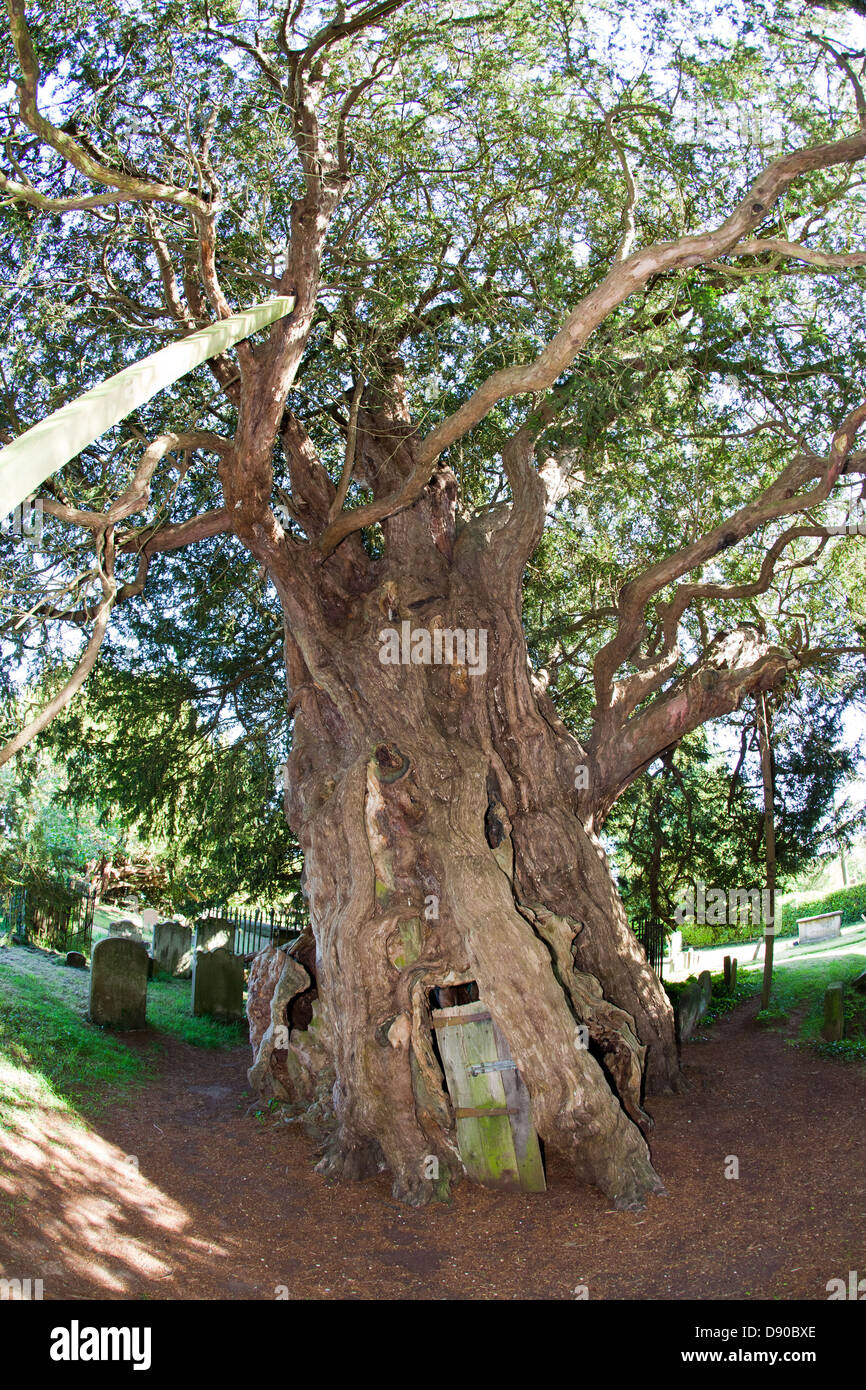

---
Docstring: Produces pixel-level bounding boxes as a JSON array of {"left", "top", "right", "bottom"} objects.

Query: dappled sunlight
[{"left": 0, "top": 1053, "right": 226, "bottom": 1298}]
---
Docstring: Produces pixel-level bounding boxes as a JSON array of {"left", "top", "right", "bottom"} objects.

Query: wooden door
[{"left": 432, "top": 1000, "right": 546, "bottom": 1192}]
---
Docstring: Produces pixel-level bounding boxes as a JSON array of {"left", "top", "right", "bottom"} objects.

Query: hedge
[
  {"left": 775, "top": 881, "right": 866, "bottom": 938},
  {"left": 679, "top": 880, "right": 866, "bottom": 949}
]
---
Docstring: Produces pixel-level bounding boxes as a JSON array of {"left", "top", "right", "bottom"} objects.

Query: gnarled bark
[{"left": 247, "top": 461, "right": 683, "bottom": 1208}]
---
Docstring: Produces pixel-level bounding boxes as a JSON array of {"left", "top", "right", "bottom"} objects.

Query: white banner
[{"left": 0, "top": 295, "right": 295, "bottom": 522}]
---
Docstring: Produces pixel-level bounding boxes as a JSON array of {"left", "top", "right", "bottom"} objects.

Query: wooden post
[
  {"left": 758, "top": 691, "right": 777, "bottom": 1012},
  {"left": 0, "top": 296, "right": 295, "bottom": 522}
]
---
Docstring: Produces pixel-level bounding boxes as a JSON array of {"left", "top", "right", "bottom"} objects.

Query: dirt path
[{"left": 1, "top": 998, "right": 864, "bottom": 1301}]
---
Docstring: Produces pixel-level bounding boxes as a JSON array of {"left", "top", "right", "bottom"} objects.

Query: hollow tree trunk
[{"left": 246, "top": 435, "right": 681, "bottom": 1210}]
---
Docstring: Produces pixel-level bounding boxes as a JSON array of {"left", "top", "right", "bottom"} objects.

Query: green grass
[
  {"left": 0, "top": 962, "right": 151, "bottom": 1122},
  {"left": 667, "top": 953, "right": 866, "bottom": 1065},
  {"left": 0, "top": 958, "right": 246, "bottom": 1132},
  {"left": 751, "top": 952, "right": 866, "bottom": 1063},
  {"left": 146, "top": 974, "right": 247, "bottom": 1048}
]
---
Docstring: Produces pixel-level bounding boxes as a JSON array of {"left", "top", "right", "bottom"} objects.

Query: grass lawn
[
  {"left": 669, "top": 950, "right": 866, "bottom": 1065},
  {"left": 0, "top": 949, "right": 247, "bottom": 1132},
  {"left": 749, "top": 952, "right": 866, "bottom": 1062},
  {"left": 0, "top": 962, "right": 149, "bottom": 1125},
  {"left": 147, "top": 974, "right": 248, "bottom": 1049}
]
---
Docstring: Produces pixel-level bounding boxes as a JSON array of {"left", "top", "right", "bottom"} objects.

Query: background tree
[
  {"left": 3, "top": 0, "right": 866, "bottom": 1208},
  {"left": 605, "top": 678, "right": 865, "bottom": 933}
]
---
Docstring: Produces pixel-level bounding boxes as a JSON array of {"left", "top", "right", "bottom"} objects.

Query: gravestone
[
  {"left": 89, "top": 936, "right": 148, "bottom": 1030},
  {"left": 65, "top": 951, "right": 87, "bottom": 969},
  {"left": 152, "top": 920, "right": 193, "bottom": 978},
  {"left": 797, "top": 911, "right": 842, "bottom": 945},
  {"left": 723, "top": 955, "right": 738, "bottom": 992},
  {"left": 109, "top": 918, "right": 144, "bottom": 943},
  {"left": 851, "top": 969, "right": 866, "bottom": 995},
  {"left": 677, "top": 970, "right": 713, "bottom": 1041},
  {"left": 140, "top": 908, "right": 160, "bottom": 930},
  {"left": 821, "top": 983, "right": 845, "bottom": 1042},
  {"left": 192, "top": 945, "right": 244, "bottom": 1021},
  {"left": 194, "top": 918, "right": 236, "bottom": 954}
]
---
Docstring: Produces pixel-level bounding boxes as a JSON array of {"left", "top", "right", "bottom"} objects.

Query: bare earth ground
[{"left": 1, "top": 954, "right": 864, "bottom": 1300}]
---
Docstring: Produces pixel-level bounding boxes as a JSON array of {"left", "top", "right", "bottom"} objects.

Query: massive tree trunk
[{"left": 247, "top": 419, "right": 682, "bottom": 1210}]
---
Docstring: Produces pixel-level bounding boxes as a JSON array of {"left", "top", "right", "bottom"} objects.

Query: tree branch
[
  {"left": 315, "top": 126, "right": 866, "bottom": 555},
  {"left": 0, "top": 530, "right": 116, "bottom": 768}
]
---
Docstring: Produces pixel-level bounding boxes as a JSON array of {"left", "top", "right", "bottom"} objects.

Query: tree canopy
[{"left": 2, "top": 0, "right": 866, "bottom": 898}]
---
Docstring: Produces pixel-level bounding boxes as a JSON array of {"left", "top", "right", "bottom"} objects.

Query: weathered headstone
[
  {"left": 677, "top": 970, "right": 713, "bottom": 1041},
  {"left": 821, "top": 983, "right": 845, "bottom": 1042},
  {"left": 797, "top": 911, "right": 842, "bottom": 945},
  {"left": 140, "top": 908, "right": 160, "bottom": 930},
  {"left": 89, "top": 936, "right": 148, "bottom": 1030},
  {"left": 152, "top": 920, "right": 193, "bottom": 977},
  {"left": 65, "top": 950, "right": 87, "bottom": 969},
  {"left": 723, "top": 955, "right": 738, "bottom": 992},
  {"left": 109, "top": 918, "right": 144, "bottom": 942},
  {"left": 192, "top": 944, "right": 244, "bottom": 1021},
  {"left": 851, "top": 969, "right": 866, "bottom": 995},
  {"left": 194, "top": 918, "right": 236, "bottom": 954}
]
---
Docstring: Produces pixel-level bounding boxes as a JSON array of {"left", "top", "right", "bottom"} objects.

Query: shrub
[
  {"left": 680, "top": 919, "right": 761, "bottom": 949},
  {"left": 679, "top": 880, "right": 866, "bottom": 948}
]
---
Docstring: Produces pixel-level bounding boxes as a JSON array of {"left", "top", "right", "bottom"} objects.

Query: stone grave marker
[
  {"left": 109, "top": 918, "right": 144, "bottom": 942},
  {"left": 677, "top": 970, "right": 713, "bottom": 1041},
  {"left": 194, "top": 918, "right": 236, "bottom": 954},
  {"left": 153, "top": 920, "right": 193, "bottom": 978},
  {"left": 89, "top": 936, "right": 148, "bottom": 1030},
  {"left": 192, "top": 944, "right": 244, "bottom": 1021},
  {"left": 821, "top": 983, "right": 845, "bottom": 1042}
]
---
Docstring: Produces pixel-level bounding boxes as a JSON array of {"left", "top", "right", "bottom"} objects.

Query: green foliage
[
  {"left": 0, "top": 754, "right": 127, "bottom": 888},
  {"left": 2, "top": 0, "right": 866, "bottom": 901},
  {"left": 606, "top": 730, "right": 764, "bottom": 927},
  {"left": 43, "top": 659, "right": 302, "bottom": 910},
  {"left": 682, "top": 918, "right": 763, "bottom": 948},
  {"left": 605, "top": 677, "right": 864, "bottom": 936}
]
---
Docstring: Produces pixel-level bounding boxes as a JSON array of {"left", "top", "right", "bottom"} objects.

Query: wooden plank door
[{"left": 432, "top": 1001, "right": 546, "bottom": 1192}]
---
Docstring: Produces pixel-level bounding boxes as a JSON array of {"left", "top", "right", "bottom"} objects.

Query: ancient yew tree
[{"left": 3, "top": 0, "right": 866, "bottom": 1206}]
